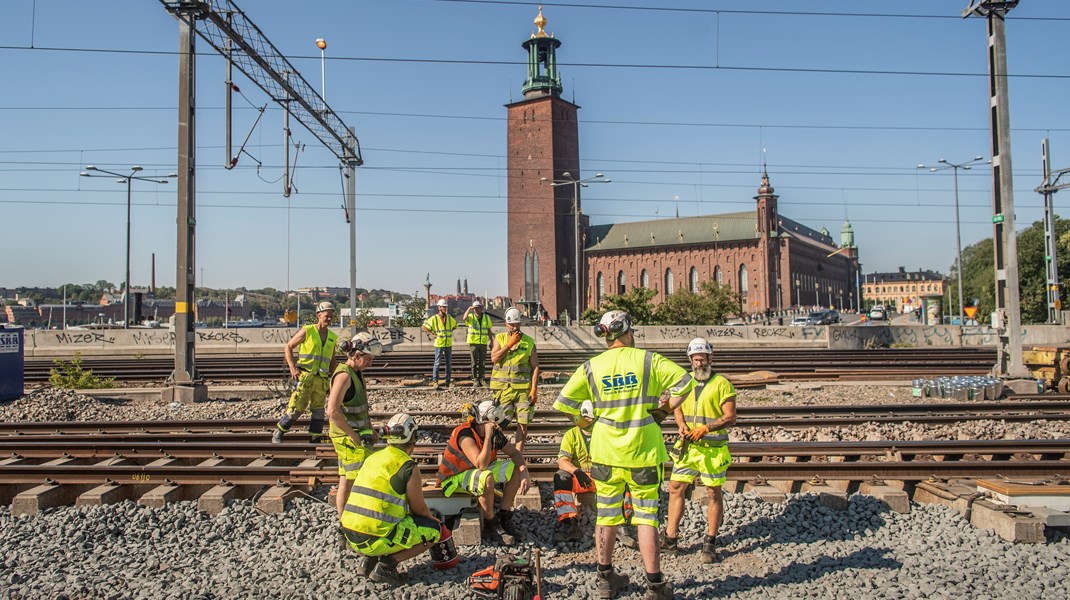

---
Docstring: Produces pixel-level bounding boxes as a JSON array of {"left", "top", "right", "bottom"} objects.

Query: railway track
[{"left": 25, "top": 347, "right": 998, "bottom": 383}]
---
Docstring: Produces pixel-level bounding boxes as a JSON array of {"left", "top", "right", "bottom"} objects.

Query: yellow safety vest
[
  {"left": 423, "top": 313, "right": 457, "bottom": 348},
  {"left": 490, "top": 332, "right": 535, "bottom": 391},
  {"left": 553, "top": 346, "right": 693, "bottom": 468},
  {"left": 679, "top": 372, "right": 735, "bottom": 446},
  {"left": 341, "top": 445, "right": 413, "bottom": 538},
  {"left": 296, "top": 324, "right": 338, "bottom": 378},
  {"left": 465, "top": 313, "right": 493, "bottom": 345},
  {"left": 328, "top": 364, "right": 372, "bottom": 439},
  {"left": 558, "top": 426, "right": 593, "bottom": 471}
]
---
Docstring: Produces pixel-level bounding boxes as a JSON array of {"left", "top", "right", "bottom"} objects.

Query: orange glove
[
  {"left": 685, "top": 424, "right": 709, "bottom": 441},
  {"left": 505, "top": 331, "right": 522, "bottom": 350}
]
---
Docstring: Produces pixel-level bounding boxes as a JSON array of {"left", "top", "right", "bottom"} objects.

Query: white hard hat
[
  {"left": 580, "top": 400, "right": 595, "bottom": 421},
  {"left": 471, "top": 300, "right": 483, "bottom": 308},
  {"left": 475, "top": 400, "right": 510, "bottom": 428},
  {"left": 385, "top": 413, "right": 418, "bottom": 445},
  {"left": 341, "top": 331, "right": 382, "bottom": 357},
  {"left": 315, "top": 301, "right": 335, "bottom": 313},
  {"left": 595, "top": 310, "right": 631, "bottom": 341},
  {"left": 505, "top": 307, "right": 522, "bottom": 324},
  {"left": 437, "top": 299, "right": 449, "bottom": 308},
  {"left": 686, "top": 337, "right": 713, "bottom": 357}
]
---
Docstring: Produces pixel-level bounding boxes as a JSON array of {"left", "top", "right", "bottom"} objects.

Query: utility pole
[
  {"left": 964, "top": 0, "right": 1027, "bottom": 378},
  {"left": 1036, "top": 138, "right": 1068, "bottom": 324},
  {"left": 159, "top": 0, "right": 363, "bottom": 403}
]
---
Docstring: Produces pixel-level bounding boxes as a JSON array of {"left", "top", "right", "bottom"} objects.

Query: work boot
[
  {"left": 660, "top": 532, "right": 679, "bottom": 556},
  {"left": 700, "top": 540, "right": 719, "bottom": 564},
  {"left": 271, "top": 429, "right": 284, "bottom": 444},
  {"left": 498, "top": 509, "right": 522, "bottom": 543},
  {"left": 645, "top": 581, "right": 674, "bottom": 600},
  {"left": 355, "top": 554, "right": 379, "bottom": 577},
  {"left": 617, "top": 525, "right": 638, "bottom": 549},
  {"left": 369, "top": 556, "right": 405, "bottom": 586},
  {"left": 596, "top": 567, "right": 628, "bottom": 599},
  {"left": 482, "top": 518, "right": 515, "bottom": 546},
  {"left": 555, "top": 517, "right": 582, "bottom": 543}
]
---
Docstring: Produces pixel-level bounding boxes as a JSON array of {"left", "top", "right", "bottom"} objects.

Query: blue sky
[{"left": 2, "top": 1, "right": 1067, "bottom": 297}]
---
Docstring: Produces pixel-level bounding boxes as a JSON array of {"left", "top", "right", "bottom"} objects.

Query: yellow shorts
[
  {"left": 590, "top": 463, "right": 662, "bottom": 528},
  {"left": 670, "top": 442, "right": 730, "bottom": 488},
  {"left": 286, "top": 371, "right": 329, "bottom": 412},
  {"left": 440, "top": 459, "right": 515, "bottom": 497},
  {"left": 347, "top": 515, "right": 441, "bottom": 557},
  {"left": 492, "top": 387, "right": 534, "bottom": 425},
  {"left": 331, "top": 435, "right": 371, "bottom": 481}
]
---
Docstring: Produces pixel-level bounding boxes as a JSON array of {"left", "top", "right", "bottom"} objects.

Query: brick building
[{"left": 505, "top": 8, "right": 861, "bottom": 320}]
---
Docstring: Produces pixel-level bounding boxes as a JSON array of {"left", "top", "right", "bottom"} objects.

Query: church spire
[{"left": 521, "top": 6, "right": 563, "bottom": 98}]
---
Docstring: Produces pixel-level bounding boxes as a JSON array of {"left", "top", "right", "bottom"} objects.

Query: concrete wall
[{"left": 827, "top": 324, "right": 1070, "bottom": 350}]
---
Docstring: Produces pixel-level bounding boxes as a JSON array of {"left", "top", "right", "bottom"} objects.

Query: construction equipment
[
  {"left": 469, "top": 553, "right": 537, "bottom": 600},
  {"left": 1022, "top": 346, "right": 1070, "bottom": 393}
]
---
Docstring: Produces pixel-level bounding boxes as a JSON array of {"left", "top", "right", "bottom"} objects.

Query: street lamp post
[
  {"left": 827, "top": 285, "right": 833, "bottom": 310},
  {"left": 918, "top": 156, "right": 986, "bottom": 325},
  {"left": 81, "top": 165, "right": 176, "bottom": 328},
  {"left": 794, "top": 278, "right": 800, "bottom": 310},
  {"left": 541, "top": 172, "right": 611, "bottom": 323}
]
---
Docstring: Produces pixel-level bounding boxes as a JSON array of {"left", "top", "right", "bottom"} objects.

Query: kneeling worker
[
  {"left": 663, "top": 338, "right": 737, "bottom": 563},
  {"left": 438, "top": 400, "right": 530, "bottom": 545},
  {"left": 554, "top": 400, "right": 596, "bottom": 542},
  {"left": 340, "top": 413, "right": 442, "bottom": 586}
]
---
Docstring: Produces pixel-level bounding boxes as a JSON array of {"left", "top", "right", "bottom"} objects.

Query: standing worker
[
  {"left": 662, "top": 338, "right": 737, "bottom": 563},
  {"left": 325, "top": 332, "right": 383, "bottom": 517},
  {"left": 463, "top": 301, "right": 492, "bottom": 387},
  {"left": 422, "top": 299, "right": 457, "bottom": 389},
  {"left": 553, "top": 310, "right": 694, "bottom": 600},
  {"left": 489, "top": 307, "right": 540, "bottom": 450},
  {"left": 340, "top": 413, "right": 445, "bottom": 586},
  {"left": 274, "top": 301, "right": 338, "bottom": 443}
]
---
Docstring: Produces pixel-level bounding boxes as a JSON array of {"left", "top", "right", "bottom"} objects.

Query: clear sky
[{"left": 2, "top": 1, "right": 1067, "bottom": 298}]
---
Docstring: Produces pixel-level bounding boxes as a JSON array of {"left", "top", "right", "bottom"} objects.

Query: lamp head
[
  {"left": 131, "top": 166, "right": 143, "bottom": 172},
  {"left": 916, "top": 164, "right": 925, "bottom": 169},
  {"left": 938, "top": 158, "right": 948, "bottom": 164},
  {"left": 79, "top": 172, "right": 89, "bottom": 177},
  {"left": 963, "top": 166, "right": 972, "bottom": 171},
  {"left": 316, "top": 38, "right": 327, "bottom": 50},
  {"left": 603, "top": 179, "right": 612, "bottom": 183},
  {"left": 85, "top": 165, "right": 97, "bottom": 171},
  {"left": 167, "top": 173, "right": 178, "bottom": 178},
  {"left": 595, "top": 173, "right": 604, "bottom": 178},
  {"left": 117, "top": 178, "right": 129, "bottom": 184},
  {"left": 562, "top": 172, "right": 571, "bottom": 179},
  {"left": 974, "top": 156, "right": 983, "bottom": 161}
]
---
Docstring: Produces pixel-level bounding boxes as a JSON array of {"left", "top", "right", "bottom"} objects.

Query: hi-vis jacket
[
  {"left": 423, "top": 313, "right": 458, "bottom": 348},
  {"left": 465, "top": 313, "right": 493, "bottom": 345},
  {"left": 679, "top": 372, "right": 736, "bottom": 446},
  {"left": 490, "top": 332, "right": 535, "bottom": 391},
  {"left": 340, "top": 445, "right": 413, "bottom": 537},
  {"left": 437, "top": 422, "right": 494, "bottom": 482},
  {"left": 296, "top": 324, "right": 338, "bottom": 378}
]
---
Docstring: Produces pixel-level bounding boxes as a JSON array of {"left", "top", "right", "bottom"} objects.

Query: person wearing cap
[
  {"left": 422, "top": 299, "right": 457, "bottom": 389},
  {"left": 274, "top": 301, "right": 338, "bottom": 443},
  {"left": 326, "top": 331, "right": 383, "bottom": 517},
  {"left": 662, "top": 337, "right": 737, "bottom": 563},
  {"left": 437, "top": 399, "right": 530, "bottom": 546},
  {"left": 462, "top": 301, "right": 492, "bottom": 387},
  {"left": 341, "top": 413, "right": 445, "bottom": 586},
  {"left": 553, "top": 309, "right": 694, "bottom": 600},
  {"left": 489, "top": 307, "right": 540, "bottom": 450}
]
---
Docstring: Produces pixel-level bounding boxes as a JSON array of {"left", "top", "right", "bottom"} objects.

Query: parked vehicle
[
  {"left": 790, "top": 314, "right": 814, "bottom": 326},
  {"left": 869, "top": 306, "right": 887, "bottom": 321},
  {"left": 825, "top": 310, "right": 840, "bottom": 324}
]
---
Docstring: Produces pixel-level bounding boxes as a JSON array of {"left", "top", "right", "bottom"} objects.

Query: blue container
[{"left": 0, "top": 326, "right": 24, "bottom": 401}]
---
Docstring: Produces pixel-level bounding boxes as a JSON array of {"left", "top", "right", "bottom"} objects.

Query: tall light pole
[
  {"left": 541, "top": 172, "right": 611, "bottom": 323},
  {"left": 81, "top": 165, "right": 176, "bottom": 328},
  {"left": 315, "top": 38, "right": 327, "bottom": 114},
  {"left": 917, "top": 156, "right": 986, "bottom": 325}
]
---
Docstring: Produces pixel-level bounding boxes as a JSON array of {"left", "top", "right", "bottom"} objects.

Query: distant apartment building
[{"left": 863, "top": 267, "right": 947, "bottom": 314}]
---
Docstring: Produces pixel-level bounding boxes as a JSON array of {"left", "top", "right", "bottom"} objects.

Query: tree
[
  {"left": 581, "top": 287, "right": 658, "bottom": 325},
  {"left": 394, "top": 292, "right": 429, "bottom": 327},
  {"left": 654, "top": 281, "right": 741, "bottom": 325}
]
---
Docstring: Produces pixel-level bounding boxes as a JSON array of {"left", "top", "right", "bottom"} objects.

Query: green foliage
[
  {"left": 348, "top": 307, "right": 376, "bottom": 330},
  {"left": 394, "top": 292, "right": 430, "bottom": 327},
  {"left": 584, "top": 287, "right": 659, "bottom": 325},
  {"left": 49, "top": 353, "right": 115, "bottom": 389},
  {"left": 958, "top": 216, "right": 1069, "bottom": 324},
  {"left": 653, "top": 281, "right": 742, "bottom": 325}
]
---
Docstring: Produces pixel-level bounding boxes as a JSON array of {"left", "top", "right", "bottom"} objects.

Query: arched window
[
  {"left": 617, "top": 271, "right": 626, "bottom": 294},
  {"left": 665, "top": 269, "right": 674, "bottom": 296},
  {"left": 523, "top": 251, "right": 533, "bottom": 300},
  {"left": 714, "top": 265, "right": 723, "bottom": 285},
  {"left": 532, "top": 251, "right": 540, "bottom": 301},
  {"left": 690, "top": 267, "right": 699, "bottom": 293},
  {"left": 739, "top": 264, "right": 749, "bottom": 306},
  {"left": 596, "top": 272, "right": 604, "bottom": 307},
  {"left": 640, "top": 269, "right": 649, "bottom": 288}
]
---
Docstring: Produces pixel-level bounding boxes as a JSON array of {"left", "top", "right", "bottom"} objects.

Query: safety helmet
[
  {"left": 594, "top": 310, "right": 632, "bottom": 341},
  {"left": 437, "top": 299, "right": 449, "bottom": 308},
  {"left": 504, "top": 307, "right": 522, "bottom": 324},
  {"left": 315, "top": 301, "right": 335, "bottom": 313},
  {"left": 686, "top": 337, "right": 713, "bottom": 357},
  {"left": 580, "top": 400, "right": 595, "bottom": 421},
  {"left": 339, "top": 331, "right": 383, "bottom": 357},
  {"left": 475, "top": 399, "right": 511, "bottom": 429},
  {"left": 471, "top": 300, "right": 483, "bottom": 308},
  {"left": 385, "top": 413, "right": 418, "bottom": 445}
]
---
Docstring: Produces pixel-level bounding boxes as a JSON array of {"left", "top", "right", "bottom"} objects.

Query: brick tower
[
  {"left": 506, "top": 7, "right": 581, "bottom": 322},
  {"left": 754, "top": 169, "right": 781, "bottom": 312}
]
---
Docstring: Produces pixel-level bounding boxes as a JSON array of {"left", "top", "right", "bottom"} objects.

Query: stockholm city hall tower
[{"left": 506, "top": 7, "right": 583, "bottom": 322}]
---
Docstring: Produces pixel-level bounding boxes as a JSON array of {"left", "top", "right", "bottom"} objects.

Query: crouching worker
[
  {"left": 438, "top": 400, "right": 531, "bottom": 545},
  {"left": 554, "top": 400, "right": 596, "bottom": 542},
  {"left": 341, "top": 414, "right": 443, "bottom": 586},
  {"left": 663, "top": 338, "right": 737, "bottom": 563}
]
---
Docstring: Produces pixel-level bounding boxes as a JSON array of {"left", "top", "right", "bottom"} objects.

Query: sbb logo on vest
[{"left": 601, "top": 372, "right": 639, "bottom": 394}]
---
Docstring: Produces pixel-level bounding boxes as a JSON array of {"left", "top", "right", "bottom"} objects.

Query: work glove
[
  {"left": 573, "top": 470, "right": 593, "bottom": 489},
  {"left": 492, "top": 429, "right": 508, "bottom": 451},
  {"left": 505, "top": 331, "right": 522, "bottom": 350},
  {"left": 649, "top": 406, "right": 671, "bottom": 425},
  {"left": 360, "top": 434, "right": 376, "bottom": 448},
  {"left": 685, "top": 424, "right": 710, "bottom": 441}
]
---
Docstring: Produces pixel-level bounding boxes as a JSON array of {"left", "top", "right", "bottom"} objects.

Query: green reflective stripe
[
  {"left": 555, "top": 395, "right": 581, "bottom": 410},
  {"left": 596, "top": 416, "right": 655, "bottom": 429},
  {"left": 353, "top": 486, "right": 410, "bottom": 511},
  {"left": 343, "top": 504, "right": 404, "bottom": 525}
]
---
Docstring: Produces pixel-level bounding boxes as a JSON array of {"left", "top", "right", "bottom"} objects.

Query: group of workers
[{"left": 273, "top": 302, "right": 736, "bottom": 599}]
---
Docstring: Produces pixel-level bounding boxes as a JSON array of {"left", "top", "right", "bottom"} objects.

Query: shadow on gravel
[
  {"left": 674, "top": 546, "right": 901, "bottom": 598},
  {"left": 715, "top": 494, "right": 889, "bottom": 559}
]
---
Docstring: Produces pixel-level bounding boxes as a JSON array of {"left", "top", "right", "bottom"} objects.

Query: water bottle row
[{"left": 911, "top": 376, "right": 1005, "bottom": 401}]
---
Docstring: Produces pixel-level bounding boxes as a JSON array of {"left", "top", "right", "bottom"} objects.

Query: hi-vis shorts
[{"left": 440, "top": 459, "right": 515, "bottom": 497}]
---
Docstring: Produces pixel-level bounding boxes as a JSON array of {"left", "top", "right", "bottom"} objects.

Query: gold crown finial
[{"left": 534, "top": 5, "right": 548, "bottom": 38}]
